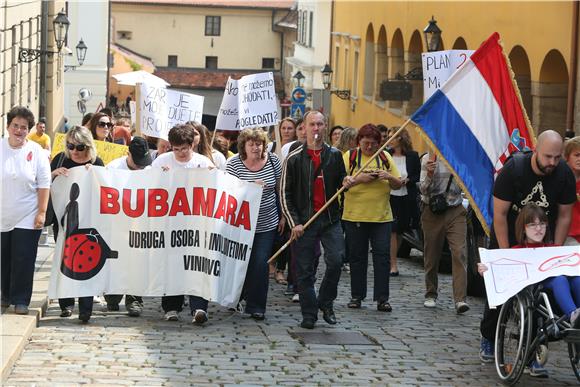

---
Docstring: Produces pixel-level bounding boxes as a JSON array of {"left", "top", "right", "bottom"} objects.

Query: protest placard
[
  {"left": 215, "top": 72, "right": 278, "bottom": 131},
  {"left": 139, "top": 83, "right": 204, "bottom": 140},
  {"left": 51, "top": 133, "right": 128, "bottom": 165},
  {"left": 422, "top": 49, "right": 474, "bottom": 101},
  {"left": 47, "top": 166, "right": 262, "bottom": 307},
  {"left": 479, "top": 246, "right": 580, "bottom": 307}
]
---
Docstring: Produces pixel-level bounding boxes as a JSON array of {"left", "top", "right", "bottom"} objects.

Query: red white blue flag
[{"left": 411, "top": 32, "right": 535, "bottom": 234}]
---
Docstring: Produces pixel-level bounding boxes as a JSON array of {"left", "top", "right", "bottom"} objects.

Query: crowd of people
[{"left": 2, "top": 104, "right": 580, "bottom": 378}]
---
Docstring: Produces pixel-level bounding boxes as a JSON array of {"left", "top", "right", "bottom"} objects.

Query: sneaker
[
  {"left": 342, "top": 263, "right": 350, "bottom": 273},
  {"left": 126, "top": 301, "right": 142, "bottom": 317},
  {"left": 106, "top": 303, "right": 120, "bottom": 312},
  {"left": 524, "top": 359, "right": 549, "bottom": 378},
  {"left": 193, "top": 309, "right": 208, "bottom": 325},
  {"left": 284, "top": 284, "right": 294, "bottom": 296},
  {"left": 424, "top": 298, "right": 436, "bottom": 308},
  {"left": 78, "top": 312, "right": 91, "bottom": 323},
  {"left": 571, "top": 308, "right": 580, "bottom": 328},
  {"left": 479, "top": 336, "right": 495, "bottom": 363},
  {"left": 14, "top": 304, "right": 29, "bottom": 315},
  {"left": 164, "top": 310, "right": 179, "bottom": 321},
  {"left": 292, "top": 293, "right": 300, "bottom": 303},
  {"left": 60, "top": 307, "right": 73, "bottom": 318},
  {"left": 455, "top": 301, "right": 470, "bottom": 314}
]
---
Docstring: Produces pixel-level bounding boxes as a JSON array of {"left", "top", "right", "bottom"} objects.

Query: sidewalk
[{"left": 1, "top": 233, "right": 55, "bottom": 382}]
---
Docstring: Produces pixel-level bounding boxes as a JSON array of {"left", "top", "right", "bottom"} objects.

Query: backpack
[{"left": 348, "top": 148, "right": 390, "bottom": 175}]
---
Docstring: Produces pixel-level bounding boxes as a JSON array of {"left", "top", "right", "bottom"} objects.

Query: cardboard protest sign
[
  {"left": 51, "top": 133, "right": 128, "bottom": 165},
  {"left": 47, "top": 166, "right": 262, "bottom": 307},
  {"left": 139, "top": 84, "right": 204, "bottom": 140},
  {"left": 215, "top": 72, "right": 278, "bottom": 130},
  {"left": 422, "top": 49, "right": 474, "bottom": 101},
  {"left": 479, "top": 246, "right": 580, "bottom": 308}
]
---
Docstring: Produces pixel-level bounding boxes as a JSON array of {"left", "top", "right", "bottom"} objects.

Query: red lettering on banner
[
  {"left": 192, "top": 187, "right": 216, "bottom": 216},
  {"left": 235, "top": 201, "right": 251, "bottom": 230},
  {"left": 169, "top": 188, "right": 192, "bottom": 216},
  {"left": 122, "top": 188, "right": 145, "bottom": 217},
  {"left": 225, "top": 195, "right": 238, "bottom": 225},
  {"left": 213, "top": 191, "right": 227, "bottom": 221},
  {"left": 148, "top": 189, "right": 169, "bottom": 217},
  {"left": 101, "top": 187, "right": 120, "bottom": 214}
]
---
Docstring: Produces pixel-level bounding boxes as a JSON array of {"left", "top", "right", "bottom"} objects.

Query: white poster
[
  {"left": 139, "top": 84, "right": 204, "bottom": 140},
  {"left": 47, "top": 166, "right": 262, "bottom": 308},
  {"left": 479, "top": 246, "right": 580, "bottom": 308},
  {"left": 215, "top": 77, "right": 239, "bottom": 131},
  {"left": 129, "top": 100, "right": 136, "bottom": 126},
  {"left": 422, "top": 49, "right": 474, "bottom": 101}
]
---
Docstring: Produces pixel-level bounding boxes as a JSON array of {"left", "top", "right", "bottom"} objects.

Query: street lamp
[
  {"left": 321, "top": 63, "right": 350, "bottom": 100},
  {"left": 18, "top": 10, "right": 71, "bottom": 62},
  {"left": 65, "top": 39, "right": 88, "bottom": 72},
  {"left": 423, "top": 16, "right": 442, "bottom": 52},
  {"left": 293, "top": 71, "right": 305, "bottom": 88}
]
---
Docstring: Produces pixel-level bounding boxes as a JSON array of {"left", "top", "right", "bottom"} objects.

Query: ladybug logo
[{"left": 59, "top": 182, "right": 118, "bottom": 280}]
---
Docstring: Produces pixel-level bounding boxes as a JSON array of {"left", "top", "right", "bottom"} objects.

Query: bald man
[{"left": 479, "top": 130, "right": 576, "bottom": 371}]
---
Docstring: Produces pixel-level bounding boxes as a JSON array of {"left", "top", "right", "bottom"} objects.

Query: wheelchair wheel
[
  {"left": 568, "top": 342, "right": 580, "bottom": 382},
  {"left": 495, "top": 293, "right": 532, "bottom": 385}
]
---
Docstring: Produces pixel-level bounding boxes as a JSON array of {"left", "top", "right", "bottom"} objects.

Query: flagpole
[{"left": 268, "top": 118, "right": 413, "bottom": 264}]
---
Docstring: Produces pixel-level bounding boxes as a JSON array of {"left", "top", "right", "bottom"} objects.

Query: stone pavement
[{"left": 4, "top": 247, "right": 579, "bottom": 386}]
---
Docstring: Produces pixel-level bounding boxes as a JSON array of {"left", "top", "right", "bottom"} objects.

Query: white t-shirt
[
  {"left": 281, "top": 140, "right": 300, "bottom": 162},
  {"left": 390, "top": 155, "right": 408, "bottom": 196},
  {"left": 1, "top": 139, "right": 51, "bottom": 231},
  {"left": 152, "top": 151, "right": 214, "bottom": 169},
  {"left": 211, "top": 149, "right": 227, "bottom": 170},
  {"left": 107, "top": 155, "right": 152, "bottom": 171}
]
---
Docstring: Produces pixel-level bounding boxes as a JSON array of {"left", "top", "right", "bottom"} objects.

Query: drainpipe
[
  {"left": 566, "top": 0, "right": 579, "bottom": 132},
  {"left": 39, "top": 0, "right": 48, "bottom": 118},
  {"left": 106, "top": 1, "right": 111, "bottom": 101}
]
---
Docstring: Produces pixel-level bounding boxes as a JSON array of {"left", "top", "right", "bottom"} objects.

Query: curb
[{"left": 1, "top": 239, "right": 54, "bottom": 382}]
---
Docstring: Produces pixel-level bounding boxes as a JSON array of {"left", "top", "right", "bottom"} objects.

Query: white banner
[
  {"left": 139, "top": 84, "right": 204, "bottom": 140},
  {"left": 422, "top": 49, "right": 474, "bottom": 101},
  {"left": 47, "top": 166, "right": 262, "bottom": 308},
  {"left": 215, "top": 72, "right": 278, "bottom": 131},
  {"left": 215, "top": 77, "right": 239, "bottom": 131},
  {"left": 479, "top": 246, "right": 580, "bottom": 308}
]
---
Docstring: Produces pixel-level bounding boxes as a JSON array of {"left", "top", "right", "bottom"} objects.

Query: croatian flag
[{"left": 411, "top": 32, "right": 535, "bottom": 234}]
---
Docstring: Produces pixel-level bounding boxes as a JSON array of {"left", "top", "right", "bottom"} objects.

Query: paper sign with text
[
  {"left": 51, "top": 133, "right": 128, "bottom": 165},
  {"left": 139, "top": 84, "right": 204, "bottom": 140},
  {"left": 215, "top": 77, "right": 239, "bottom": 130},
  {"left": 479, "top": 246, "right": 580, "bottom": 308},
  {"left": 422, "top": 50, "right": 474, "bottom": 101},
  {"left": 47, "top": 166, "right": 262, "bottom": 307}
]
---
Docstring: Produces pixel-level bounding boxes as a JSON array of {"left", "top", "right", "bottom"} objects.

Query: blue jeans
[
  {"left": 1, "top": 228, "right": 42, "bottom": 306},
  {"left": 242, "top": 230, "right": 276, "bottom": 314},
  {"left": 344, "top": 221, "right": 391, "bottom": 302},
  {"left": 543, "top": 275, "right": 580, "bottom": 316},
  {"left": 294, "top": 218, "right": 344, "bottom": 320}
]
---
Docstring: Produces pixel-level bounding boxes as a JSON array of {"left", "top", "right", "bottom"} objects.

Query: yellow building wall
[
  {"left": 331, "top": 1, "right": 574, "bottom": 153},
  {"left": 112, "top": 3, "right": 282, "bottom": 69}
]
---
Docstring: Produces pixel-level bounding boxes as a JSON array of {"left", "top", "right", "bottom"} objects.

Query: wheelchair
[{"left": 494, "top": 283, "right": 580, "bottom": 385}]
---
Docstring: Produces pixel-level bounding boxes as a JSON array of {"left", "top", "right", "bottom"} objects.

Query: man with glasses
[{"left": 479, "top": 130, "right": 576, "bottom": 376}]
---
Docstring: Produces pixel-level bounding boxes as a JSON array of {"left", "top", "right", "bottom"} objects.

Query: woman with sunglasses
[
  {"left": 87, "top": 112, "right": 114, "bottom": 143},
  {"left": 50, "top": 126, "right": 104, "bottom": 323}
]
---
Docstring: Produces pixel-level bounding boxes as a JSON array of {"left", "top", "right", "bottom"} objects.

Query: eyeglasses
[
  {"left": 525, "top": 222, "right": 547, "bottom": 229},
  {"left": 98, "top": 121, "right": 114, "bottom": 129},
  {"left": 66, "top": 142, "right": 87, "bottom": 152}
]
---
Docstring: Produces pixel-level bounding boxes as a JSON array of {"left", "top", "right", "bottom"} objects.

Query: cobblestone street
[{"left": 5, "top": 252, "right": 578, "bottom": 386}]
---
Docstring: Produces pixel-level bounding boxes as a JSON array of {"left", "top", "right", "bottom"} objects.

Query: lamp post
[
  {"left": 423, "top": 16, "right": 442, "bottom": 52},
  {"left": 293, "top": 71, "right": 305, "bottom": 88},
  {"left": 19, "top": 10, "right": 70, "bottom": 62},
  {"left": 321, "top": 63, "right": 350, "bottom": 100},
  {"left": 65, "top": 39, "right": 88, "bottom": 72}
]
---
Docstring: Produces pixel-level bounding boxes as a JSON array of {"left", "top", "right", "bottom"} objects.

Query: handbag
[
  {"left": 428, "top": 176, "right": 453, "bottom": 214},
  {"left": 44, "top": 153, "right": 65, "bottom": 227}
]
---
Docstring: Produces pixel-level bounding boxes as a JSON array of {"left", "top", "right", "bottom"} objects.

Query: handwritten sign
[
  {"left": 215, "top": 77, "right": 239, "bottom": 131},
  {"left": 139, "top": 84, "right": 204, "bottom": 140},
  {"left": 422, "top": 50, "right": 474, "bottom": 101},
  {"left": 51, "top": 133, "right": 128, "bottom": 165}
]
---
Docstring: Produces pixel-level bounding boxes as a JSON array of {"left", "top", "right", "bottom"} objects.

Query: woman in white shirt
[{"left": 1, "top": 106, "right": 51, "bottom": 315}]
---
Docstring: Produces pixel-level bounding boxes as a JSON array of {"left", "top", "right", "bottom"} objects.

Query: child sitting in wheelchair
[{"left": 479, "top": 203, "right": 580, "bottom": 377}]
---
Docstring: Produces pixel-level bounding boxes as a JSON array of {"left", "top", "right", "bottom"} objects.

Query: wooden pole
[
  {"left": 209, "top": 127, "right": 217, "bottom": 149},
  {"left": 134, "top": 82, "right": 142, "bottom": 137},
  {"left": 268, "top": 118, "right": 413, "bottom": 263}
]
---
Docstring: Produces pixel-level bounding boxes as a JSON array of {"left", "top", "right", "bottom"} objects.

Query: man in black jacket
[{"left": 281, "top": 110, "right": 347, "bottom": 329}]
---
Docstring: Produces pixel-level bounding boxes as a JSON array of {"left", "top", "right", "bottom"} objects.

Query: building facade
[{"left": 330, "top": 1, "right": 579, "bottom": 151}]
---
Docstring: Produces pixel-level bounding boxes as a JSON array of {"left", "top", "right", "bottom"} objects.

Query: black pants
[
  {"left": 1, "top": 228, "right": 42, "bottom": 306},
  {"left": 104, "top": 294, "right": 143, "bottom": 307},
  {"left": 162, "top": 295, "right": 208, "bottom": 314}
]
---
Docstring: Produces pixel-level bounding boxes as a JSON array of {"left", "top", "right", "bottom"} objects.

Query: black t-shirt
[
  {"left": 493, "top": 152, "right": 576, "bottom": 245},
  {"left": 51, "top": 152, "right": 105, "bottom": 171}
]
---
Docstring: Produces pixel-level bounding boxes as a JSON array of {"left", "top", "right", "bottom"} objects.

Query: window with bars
[
  {"left": 206, "top": 56, "right": 218, "bottom": 69},
  {"left": 168, "top": 55, "right": 178, "bottom": 67},
  {"left": 205, "top": 16, "right": 221, "bottom": 36}
]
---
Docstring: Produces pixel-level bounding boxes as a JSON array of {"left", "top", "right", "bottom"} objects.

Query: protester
[
  {"left": 103, "top": 137, "right": 153, "bottom": 316},
  {"left": 387, "top": 127, "right": 420, "bottom": 276},
  {"left": 420, "top": 152, "right": 470, "bottom": 314},
  {"left": 328, "top": 125, "right": 343, "bottom": 148},
  {"left": 187, "top": 122, "right": 226, "bottom": 170},
  {"left": 226, "top": 128, "right": 282, "bottom": 320},
  {"left": 213, "top": 135, "right": 230, "bottom": 160},
  {"left": 268, "top": 117, "right": 297, "bottom": 157},
  {"left": 87, "top": 112, "right": 114, "bottom": 142},
  {"left": 377, "top": 124, "right": 389, "bottom": 145},
  {"left": 50, "top": 126, "right": 104, "bottom": 323},
  {"left": 336, "top": 127, "right": 358, "bottom": 153},
  {"left": 479, "top": 130, "right": 575, "bottom": 372},
  {"left": 1, "top": 106, "right": 50, "bottom": 315},
  {"left": 81, "top": 113, "right": 93, "bottom": 127},
  {"left": 281, "top": 111, "right": 347, "bottom": 329},
  {"left": 152, "top": 124, "right": 214, "bottom": 323},
  {"left": 112, "top": 117, "right": 132, "bottom": 145},
  {"left": 26, "top": 117, "right": 51, "bottom": 152},
  {"left": 281, "top": 118, "right": 305, "bottom": 159},
  {"left": 342, "top": 124, "right": 401, "bottom": 312},
  {"left": 565, "top": 136, "right": 580, "bottom": 246}
]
